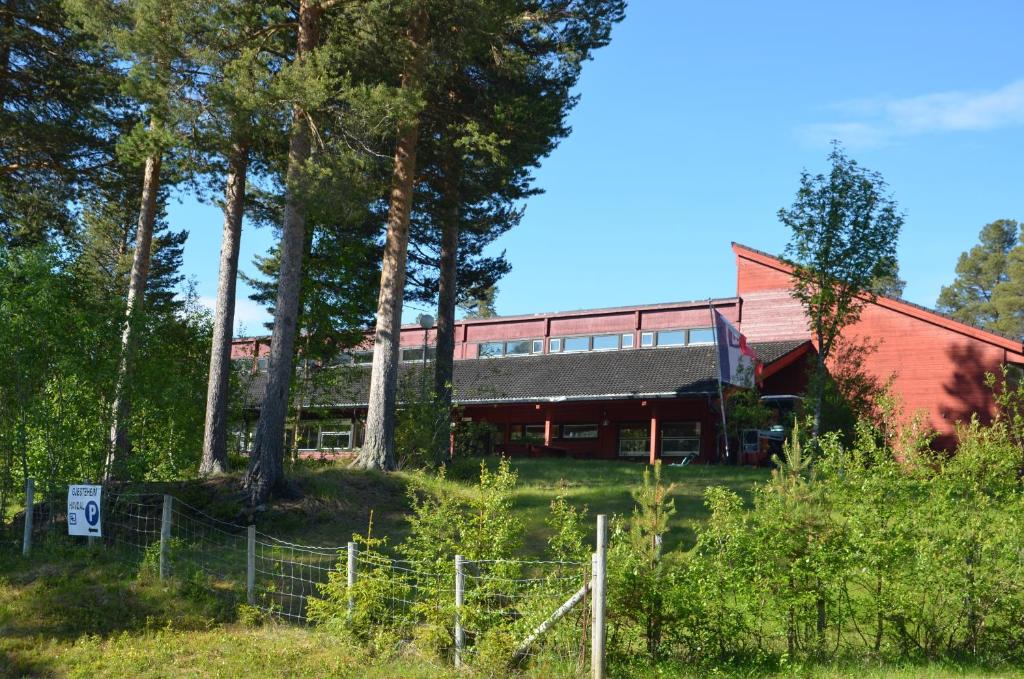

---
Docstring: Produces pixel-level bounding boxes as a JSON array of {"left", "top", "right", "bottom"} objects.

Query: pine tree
[
  {"left": 937, "top": 220, "right": 1020, "bottom": 333},
  {"left": 66, "top": 0, "right": 207, "bottom": 479},
  {"left": 198, "top": 0, "right": 291, "bottom": 476},
  {"left": 358, "top": 0, "right": 626, "bottom": 471},
  {"left": 0, "top": 0, "right": 120, "bottom": 246}
]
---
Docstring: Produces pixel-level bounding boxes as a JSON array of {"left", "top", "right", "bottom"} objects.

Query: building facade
[{"left": 230, "top": 243, "right": 1024, "bottom": 461}]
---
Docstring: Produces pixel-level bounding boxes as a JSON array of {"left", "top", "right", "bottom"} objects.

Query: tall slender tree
[
  {"left": 779, "top": 143, "right": 903, "bottom": 436},
  {"left": 937, "top": 220, "right": 1020, "bottom": 334},
  {"left": 242, "top": 0, "right": 324, "bottom": 502},
  {"left": 199, "top": 1, "right": 288, "bottom": 476},
  {"left": 66, "top": 0, "right": 205, "bottom": 479},
  {"left": 358, "top": 0, "right": 626, "bottom": 470}
]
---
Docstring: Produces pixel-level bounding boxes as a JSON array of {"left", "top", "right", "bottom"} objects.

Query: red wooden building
[{"left": 230, "top": 243, "right": 1024, "bottom": 461}]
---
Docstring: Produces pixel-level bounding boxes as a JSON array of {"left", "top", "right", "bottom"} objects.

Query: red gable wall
[{"left": 734, "top": 243, "right": 1024, "bottom": 447}]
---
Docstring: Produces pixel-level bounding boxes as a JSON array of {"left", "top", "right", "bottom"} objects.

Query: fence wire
[{"left": 6, "top": 487, "right": 595, "bottom": 674}]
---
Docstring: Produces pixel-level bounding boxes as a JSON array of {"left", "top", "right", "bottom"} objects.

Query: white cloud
[
  {"left": 799, "top": 79, "right": 1024, "bottom": 148},
  {"left": 197, "top": 295, "right": 271, "bottom": 336}
]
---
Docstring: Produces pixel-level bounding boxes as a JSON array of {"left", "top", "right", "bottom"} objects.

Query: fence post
[
  {"left": 591, "top": 514, "right": 607, "bottom": 679},
  {"left": 22, "top": 478, "right": 34, "bottom": 556},
  {"left": 159, "top": 494, "right": 172, "bottom": 580},
  {"left": 247, "top": 525, "right": 256, "bottom": 605},
  {"left": 454, "top": 554, "right": 465, "bottom": 667},
  {"left": 347, "top": 541, "right": 357, "bottom": 617}
]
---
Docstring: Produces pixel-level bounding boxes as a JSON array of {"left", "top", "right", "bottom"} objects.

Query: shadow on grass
[{"left": 0, "top": 538, "right": 239, "bottom": 678}]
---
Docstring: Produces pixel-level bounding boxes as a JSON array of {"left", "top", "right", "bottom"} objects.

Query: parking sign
[{"left": 68, "top": 485, "right": 102, "bottom": 537}]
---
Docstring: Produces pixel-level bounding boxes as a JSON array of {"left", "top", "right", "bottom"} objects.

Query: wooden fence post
[
  {"left": 592, "top": 514, "right": 607, "bottom": 679},
  {"left": 455, "top": 554, "right": 465, "bottom": 667},
  {"left": 247, "top": 525, "right": 256, "bottom": 604},
  {"left": 159, "top": 494, "right": 172, "bottom": 580},
  {"left": 22, "top": 478, "right": 34, "bottom": 556},
  {"left": 347, "top": 541, "right": 357, "bottom": 617}
]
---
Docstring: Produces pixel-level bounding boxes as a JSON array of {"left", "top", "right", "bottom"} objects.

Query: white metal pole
[
  {"left": 22, "top": 478, "right": 34, "bottom": 556},
  {"left": 159, "top": 494, "right": 172, "bottom": 580},
  {"left": 247, "top": 525, "right": 256, "bottom": 605},
  {"left": 592, "top": 514, "right": 607, "bottom": 679},
  {"left": 347, "top": 541, "right": 357, "bottom": 617},
  {"left": 455, "top": 554, "right": 465, "bottom": 667}
]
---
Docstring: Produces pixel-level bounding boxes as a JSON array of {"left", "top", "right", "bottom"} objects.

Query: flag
[{"left": 713, "top": 309, "right": 760, "bottom": 388}]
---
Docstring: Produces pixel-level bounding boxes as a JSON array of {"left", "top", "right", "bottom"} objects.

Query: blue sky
[{"left": 170, "top": 1, "right": 1024, "bottom": 334}]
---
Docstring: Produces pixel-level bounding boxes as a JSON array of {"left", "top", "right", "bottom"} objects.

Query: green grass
[
  {"left": 244, "top": 457, "right": 769, "bottom": 555},
  {"left": 4, "top": 458, "right": 1022, "bottom": 677}
]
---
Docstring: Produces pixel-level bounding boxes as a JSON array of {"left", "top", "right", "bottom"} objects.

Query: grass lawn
[
  {"left": 4, "top": 458, "right": 1022, "bottom": 677},
  {"left": 241, "top": 457, "right": 770, "bottom": 555}
]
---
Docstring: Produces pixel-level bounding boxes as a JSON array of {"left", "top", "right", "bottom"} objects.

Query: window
[
  {"left": 662, "top": 422, "right": 700, "bottom": 455},
  {"left": 478, "top": 341, "right": 504, "bottom": 358},
  {"left": 505, "top": 339, "right": 533, "bottom": 356},
  {"left": 510, "top": 424, "right": 546, "bottom": 443},
  {"left": 256, "top": 357, "right": 270, "bottom": 372},
  {"left": 232, "top": 357, "right": 253, "bottom": 371},
  {"left": 618, "top": 425, "right": 649, "bottom": 457},
  {"left": 353, "top": 351, "right": 373, "bottom": 364},
  {"left": 592, "top": 334, "right": 618, "bottom": 351},
  {"left": 532, "top": 339, "right": 544, "bottom": 353},
  {"left": 563, "top": 336, "right": 590, "bottom": 352},
  {"left": 688, "top": 327, "right": 714, "bottom": 345},
  {"left": 561, "top": 423, "right": 599, "bottom": 439},
  {"left": 401, "top": 346, "right": 436, "bottom": 362},
  {"left": 657, "top": 329, "right": 686, "bottom": 347},
  {"left": 621, "top": 334, "right": 634, "bottom": 349},
  {"left": 640, "top": 332, "right": 654, "bottom": 347},
  {"left": 549, "top": 338, "right": 562, "bottom": 352},
  {"left": 294, "top": 424, "right": 318, "bottom": 450},
  {"left": 319, "top": 426, "right": 353, "bottom": 450}
]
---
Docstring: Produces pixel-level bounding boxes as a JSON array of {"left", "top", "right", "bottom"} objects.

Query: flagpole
[{"left": 710, "top": 299, "right": 732, "bottom": 464}]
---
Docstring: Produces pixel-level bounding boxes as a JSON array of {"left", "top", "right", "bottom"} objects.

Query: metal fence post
[
  {"left": 347, "top": 541, "right": 357, "bottom": 617},
  {"left": 454, "top": 554, "right": 465, "bottom": 667},
  {"left": 247, "top": 525, "right": 256, "bottom": 605},
  {"left": 592, "top": 514, "right": 607, "bottom": 679},
  {"left": 159, "top": 494, "right": 172, "bottom": 580},
  {"left": 22, "top": 478, "right": 34, "bottom": 556}
]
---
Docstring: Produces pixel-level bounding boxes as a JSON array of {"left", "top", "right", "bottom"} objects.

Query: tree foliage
[
  {"left": 937, "top": 219, "right": 1024, "bottom": 338},
  {"left": 779, "top": 143, "right": 903, "bottom": 434}
]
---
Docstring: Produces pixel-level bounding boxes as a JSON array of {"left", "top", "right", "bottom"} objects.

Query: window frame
[
  {"left": 561, "top": 336, "right": 591, "bottom": 353},
  {"left": 687, "top": 327, "right": 715, "bottom": 345},
  {"left": 617, "top": 423, "right": 650, "bottom": 457},
  {"left": 661, "top": 421, "right": 701, "bottom": 456},
  {"left": 640, "top": 332, "right": 654, "bottom": 347},
  {"left": 561, "top": 423, "right": 599, "bottom": 440},
  {"left": 621, "top": 333, "right": 634, "bottom": 349},
  {"left": 591, "top": 334, "right": 619, "bottom": 351}
]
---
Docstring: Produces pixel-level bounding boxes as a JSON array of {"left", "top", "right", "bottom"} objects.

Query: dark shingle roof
[{"left": 242, "top": 340, "right": 809, "bottom": 409}]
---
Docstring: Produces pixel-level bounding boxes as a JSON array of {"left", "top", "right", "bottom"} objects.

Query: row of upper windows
[
  {"left": 233, "top": 325, "right": 717, "bottom": 369},
  {"left": 233, "top": 346, "right": 436, "bottom": 373},
  {"left": 477, "top": 327, "right": 715, "bottom": 358}
]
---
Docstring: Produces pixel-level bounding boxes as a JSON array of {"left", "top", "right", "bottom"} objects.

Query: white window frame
[
  {"left": 618, "top": 425, "right": 650, "bottom": 457},
  {"left": 687, "top": 327, "right": 715, "bottom": 345},
  {"left": 621, "top": 333, "right": 634, "bottom": 348},
  {"left": 561, "top": 336, "right": 590, "bottom": 353},
  {"left": 549, "top": 338, "right": 562, "bottom": 352},
  {"left": 591, "top": 334, "right": 619, "bottom": 351},
  {"left": 561, "top": 423, "right": 599, "bottom": 439},
  {"left": 640, "top": 332, "right": 654, "bottom": 348}
]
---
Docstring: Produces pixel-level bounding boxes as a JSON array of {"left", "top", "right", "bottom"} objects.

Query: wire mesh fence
[{"left": 5, "top": 481, "right": 603, "bottom": 675}]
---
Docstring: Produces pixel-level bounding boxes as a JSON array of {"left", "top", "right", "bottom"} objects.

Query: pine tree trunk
[
  {"left": 243, "top": 1, "right": 319, "bottom": 504},
  {"left": 357, "top": 11, "right": 427, "bottom": 471},
  {"left": 432, "top": 143, "right": 459, "bottom": 463},
  {"left": 200, "top": 141, "right": 249, "bottom": 476},
  {"left": 105, "top": 149, "right": 161, "bottom": 481}
]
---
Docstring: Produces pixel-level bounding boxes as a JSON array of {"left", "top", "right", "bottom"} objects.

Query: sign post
[{"left": 67, "top": 485, "right": 103, "bottom": 538}]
